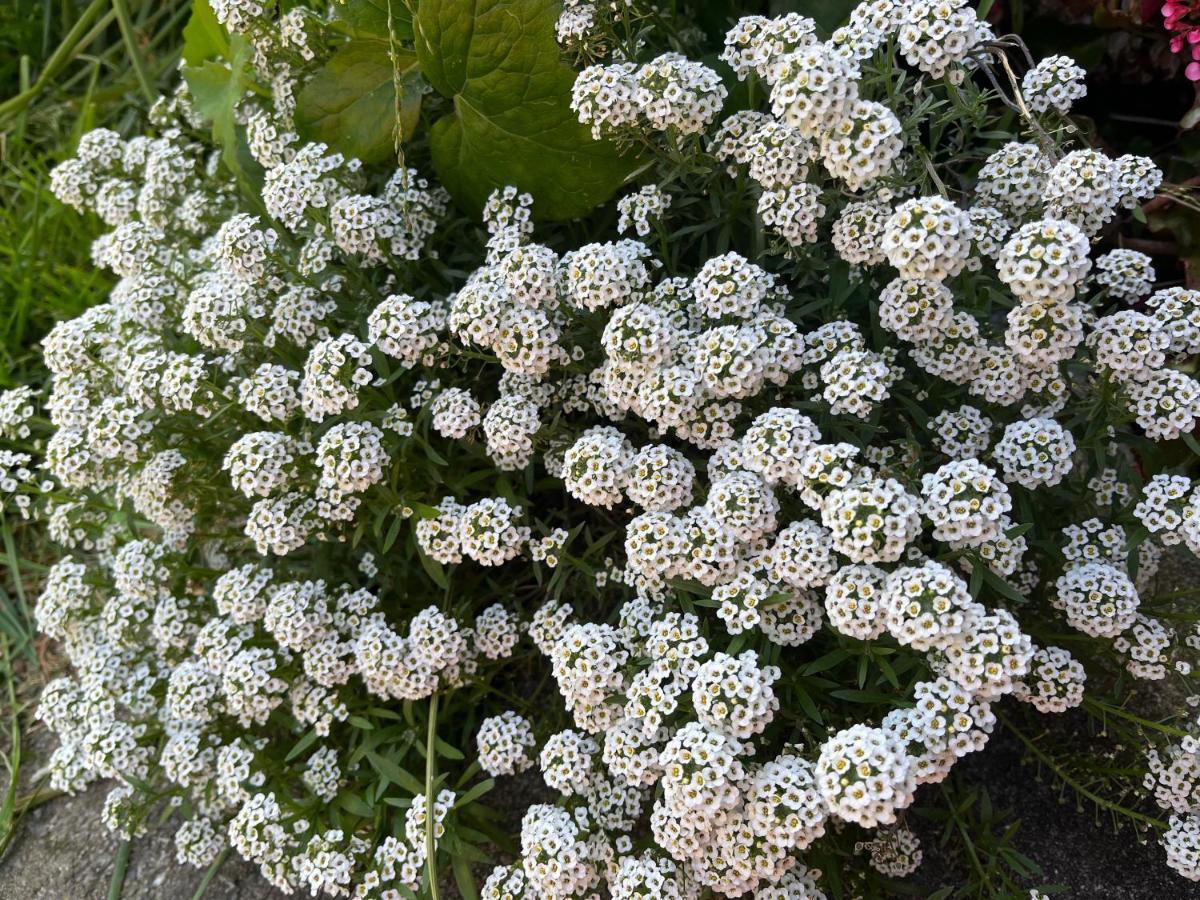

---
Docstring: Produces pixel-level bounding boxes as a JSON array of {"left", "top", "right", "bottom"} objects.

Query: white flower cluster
[
  {"left": 617, "top": 184, "right": 672, "bottom": 237},
  {"left": 477, "top": 711, "right": 537, "bottom": 776},
  {"left": 24, "top": 3, "right": 1200, "bottom": 897},
  {"left": 573, "top": 54, "right": 726, "bottom": 139},
  {"left": 1095, "top": 248, "right": 1155, "bottom": 301},
  {"left": 1021, "top": 55, "right": 1087, "bottom": 115}
]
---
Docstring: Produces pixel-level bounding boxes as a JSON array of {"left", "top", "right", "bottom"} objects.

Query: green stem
[
  {"left": 0, "top": 513, "right": 34, "bottom": 663},
  {"left": 424, "top": 693, "right": 441, "bottom": 900},
  {"left": 107, "top": 840, "right": 132, "bottom": 900},
  {"left": 1083, "top": 697, "right": 1191, "bottom": 739},
  {"left": 111, "top": 0, "right": 156, "bottom": 102},
  {"left": 190, "top": 847, "right": 230, "bottom": 900},
  {"left": 0, "top": 632, "right": 22, "bottom": 857},
  {"left": 939, "top": 783, "right": 990, "bottom": 888},
  {"left": 0, "top": 0, "right": 111, "bottom": 122},
  {"left": 998, "top": 711, "right": 1167, "bottom": 831}
]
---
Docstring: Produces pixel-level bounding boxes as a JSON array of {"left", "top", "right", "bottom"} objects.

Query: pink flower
[{"left": 1161, "top": 1, "right": 1200, "bottom": 77}]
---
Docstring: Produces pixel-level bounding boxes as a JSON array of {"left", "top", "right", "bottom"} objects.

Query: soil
[
  {"left": 914, "top": 724, "right": 1196, "bottom": 899},
  {"left": 0, "top": 784, "right": 287, "bottom": 899}
]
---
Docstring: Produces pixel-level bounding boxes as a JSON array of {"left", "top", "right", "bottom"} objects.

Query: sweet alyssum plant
[{"left": 6, "top": 0, "right": 1200, "bottom": 895}]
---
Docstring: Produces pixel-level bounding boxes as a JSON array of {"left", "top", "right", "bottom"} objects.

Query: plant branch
[
  {"left": 424, "top": 692, "right": 441, "bottom": 900},
  {"left": 998, "top": 710, "right": 1167, "bottom": 831},
  {"left": 111, "top": 0, "right": 157, "bottom": 103},
  {"left": 0, "top": 0, "right": 113, "bottom": 123}
]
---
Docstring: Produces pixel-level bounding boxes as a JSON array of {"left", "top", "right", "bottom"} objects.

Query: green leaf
[
  {"left": 435, "top": 736, "right": 465, "bottom": 760},
  {"left": 367, "top": 750, "right": 425, "bottom": 794},
  {"left": 416, "top": 543, "right": 450, "bottom": 590},
  {"left": 455, "top": 778, "right": 495, "bottom": 808},
  {"left": 1184, "top": 430, "right": 1200, "bottom": 460},
  {"left": 830, "top": 688, "right": 900, "bottom": 704},
  {"left": 453, "top": 854, "right": 480, "bottom": 900},
  {"left": 337, "top": 792, "right": 374, "bottom": 817},
  {"left": 181, "top": 34, "right": 253, "bottom": 169},
  {"left": 801, "top": 648, "right": 849, "bottom": 676},
  {"left": 383, "top": 514, "right": 405, "bottom": 553},
  {"left": 876, "top": 654, "right": 901, "bottom": 690},
  {"left": 332, "top": 0, "right": 414, "bottom": 40},
  {"left": 295, "top": 40, "right": 423, "bottom": 166},
  {"left": 792, "top": 685, "right": 823, "bottom": 724},
  {"left": 285, "top": 728, "right": 320, "bottom": 763},
  {"left": 414, "top": 0, "right": 637, "bottom": 219},
  {"left": 968, "top": 557, "right": 984, "bottom": 598},
  {"left": 181, "top": 0, "right": 228, "bottom": 65},
  {"left": 981, "top": 567, "right": 1028, "bottom": 605}
]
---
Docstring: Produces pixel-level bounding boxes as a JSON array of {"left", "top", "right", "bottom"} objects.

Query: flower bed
[{"left": 4, "top": 0, "right": 1200, "bottom": 896}]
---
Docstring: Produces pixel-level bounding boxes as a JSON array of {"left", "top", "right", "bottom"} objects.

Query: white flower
[
  {"left": 1022, "top": 55, "right": 1087, "bottom": 115},
  {"left": 477, "top": 711, "right": 537, "bottom": 776},
  {"left": 881, "top": 196, "right": 973, "bottom": 282},
  {"left": 816, "top": 723, "right": 916, "bottom": 827}
]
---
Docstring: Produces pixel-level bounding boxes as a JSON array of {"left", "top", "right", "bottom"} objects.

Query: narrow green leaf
[
  {"left": 435, "top": 737, "right": 464, "bottom": 761},
  {"left": 455, "top": 779, "right": 495, "bottom": 808},
  {"left": 802, "top": 648, "right": 850, "bottom": 676},
  {"left": 453, "top": 854, "right": 481, "bottom": 900},
  {"left": 338, "top": 792, "right": 374, "bottom": 817},
  {"left": 383, "top": 514, "right": 404, "bottom": 553},
  {"left": 285, "top": 728, "right": 320, "bottom": 763},
  {"left": 367, "top": 751, "right": 425, "bottom": 794}
]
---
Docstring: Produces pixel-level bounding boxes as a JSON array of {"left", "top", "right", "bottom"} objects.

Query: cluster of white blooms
[
  {"left": 817, "top": 723, "right": 915, "bottom": 827},
  {"left": 881, "top": 561, "right": 977, "bottom": 652},
  {"left": 976, "top": 143, "right": 1050, "bottom": 217},
  {"left": 1021, "top": 55, "right": 1087, "bottom": 115},
  {"left": 819, "top": 99, "right": 903, "bottom": 189},
  {"left": 691, "top": 650, "right": 780, "bottom": 739},
  {"left": 1053, "top": 562, "right": 1140, "bottom": 638},
  {"left": 997, "top": 219, "right": 1092, "bottom": 303},
  {"left": 573, "top": 54, "right": 726, "bottom": 139},
  {"left": 24, "top": 3, "right": 1200, "bottom": 896},
  {"left": 992, "top": 418, "right": 1076, "bottom": 488},
  {"left": 1164, "top": 813, "right": 1200, "bottom": 881},
  {"left": 821, "top": 478, "right": 921, "bottom": 563},
  {"left": 920, "top": 459, "right": 1012, "bottom": 545},
  {"left": 617, "top": 184, "right": 672, "bottom": 237},
  {"left": 897, "top": 0, "right": 988, "bottom": 79},
  {"left": 368, "top": 293, "right": 448, "bottom": 368},
  {"left": 1113, "top": 613, "right": 1172, "bottom": 680},
  {"left": 882, "top": 197, "right": 974, "bottom": 282},
  {"left": 477, "top": 711, "right": 537, "bottom": 776},
  {"left": 0, "top": 385, "right": 37, "bottom": 440},
  {"left": 1045, "top": 150, "right": 1123, "bottom": 236},
  {"left": 1095, "top": 248, "right": 1155, "bottom": 301},
  {"left": 1013, "top": 645, "right": 1086, "bottom": 713},
  {"left": 832, "top": 201, "right": 889, "bottom": 266}
]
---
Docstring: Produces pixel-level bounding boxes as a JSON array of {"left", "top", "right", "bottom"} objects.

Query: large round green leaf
[
  {"left": 415, "top": 0, "right": 639, "bottom": 220},
  {"left": 294, "top": 40, "right": 423, "bottom": 167}
]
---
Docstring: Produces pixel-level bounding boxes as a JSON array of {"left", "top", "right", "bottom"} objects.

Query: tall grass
[{"left": 0, "top": 0, "right": 190, "bottom": 867}]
